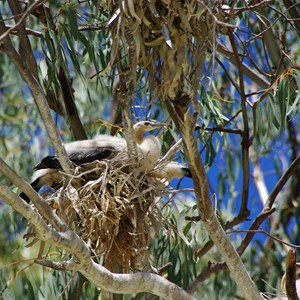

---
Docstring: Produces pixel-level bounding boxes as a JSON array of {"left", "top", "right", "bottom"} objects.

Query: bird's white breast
[{"left": 137, "top": 135, "right": 161, "bottom": 171}]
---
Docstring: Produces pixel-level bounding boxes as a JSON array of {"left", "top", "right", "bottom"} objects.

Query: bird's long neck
[{"left": 135, "top": 130, "right": 144, "bottom": 145}]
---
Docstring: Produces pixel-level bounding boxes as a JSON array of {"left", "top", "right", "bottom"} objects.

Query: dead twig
[{"left": 0, "top": 0, "right": 43, "bottom": 42}]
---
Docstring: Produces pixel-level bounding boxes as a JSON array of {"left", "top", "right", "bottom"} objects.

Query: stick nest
[{"left": 30, "top": 158, "right": 164, "bottom": 272}]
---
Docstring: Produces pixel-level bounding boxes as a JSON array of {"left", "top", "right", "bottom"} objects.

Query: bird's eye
[{"left": 144, "top": 121, "right": 150, "bottom": 126}]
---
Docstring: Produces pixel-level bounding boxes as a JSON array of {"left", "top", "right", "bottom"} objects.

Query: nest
[
  {"left": 35, "top": 157, "right": 164, "bottom": 272},
  {"left": 105, "top": 1, "right": 228, "bottom": 102}
]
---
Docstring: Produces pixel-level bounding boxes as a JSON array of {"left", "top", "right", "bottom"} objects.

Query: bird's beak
[{"left": 150, "top": 122, "right": 164, "bottom": 129}]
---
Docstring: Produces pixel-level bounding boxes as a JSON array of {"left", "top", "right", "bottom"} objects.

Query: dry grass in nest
[{"left": 27, "top": 158, "right": 165, "bottom": 272}]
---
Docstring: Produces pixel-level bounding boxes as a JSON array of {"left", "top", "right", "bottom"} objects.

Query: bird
[
  {"left": 19, "top": 121, "right": 164, "bottom": 203},
  {"left": 150, "top": 161, "right": 192, "bottom": 186},
  {"left": 93, "top": 121, "right": 163, "bottom": 172}
]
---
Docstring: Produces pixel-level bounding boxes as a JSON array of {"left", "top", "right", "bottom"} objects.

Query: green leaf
[
  {"left": 277, "top": 76, "right": 287, "bottom": 128},
  {"left": 177, "top": 208, "right": 192, "bottom": 246},
  {"left": 287, "top": 69, "right": 300, "bottom": 117},
  {"left": 65, "top": 6, "right": 80, "bottom": 40}
]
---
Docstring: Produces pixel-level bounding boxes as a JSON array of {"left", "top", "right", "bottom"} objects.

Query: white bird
[
  {"left": 150, "top": 161, "right": 192, "bottom": 186},
  {"left": 93, "top": 121, "right": 162, "bottom": 172},
  {"left": 20, "top": 121, "right": 163, "bottom": 203}
]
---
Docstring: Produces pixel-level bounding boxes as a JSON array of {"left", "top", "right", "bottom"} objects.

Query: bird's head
[
  {"left": 133, "top": 121, "right": 164, "bottom": 144},
  {"left": 133, "top": 121, "right": 164, "bottom": 134}
]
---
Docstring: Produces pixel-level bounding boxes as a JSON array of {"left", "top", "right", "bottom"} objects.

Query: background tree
[{"left": 0, "top": 1, "right": 300, "bottom": 299}]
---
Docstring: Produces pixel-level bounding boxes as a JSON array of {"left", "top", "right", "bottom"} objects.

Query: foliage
[{"left": 0, "top": 0, "right": 300, "bottom": 299}]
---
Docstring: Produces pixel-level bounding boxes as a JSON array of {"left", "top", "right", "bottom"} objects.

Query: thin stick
[
  {"left": 0, "top": 0, "right": 43, "bottom": 42},
  {"left": 228, "top": 229, "right": 300, "bottom": 249}
]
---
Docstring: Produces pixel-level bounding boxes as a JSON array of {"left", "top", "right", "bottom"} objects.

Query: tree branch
[
  {"left": 117, "top": 49, "right": 138, "bottom": 167},
  {"left": 0, "top": 182, "right": 66, "bottom": 245},
  {"left": 0, "top": 14, "right": 73, "bottom": 173},
  {"left": 0, "top": 157, "right": 67, "bottom": 232},
  {"left": 283, "top": 0, "right": 300, "bottom": 34},
  {"left": 79, "top": 260, "right": 196, "bottom": 300},
  {"left": 35, "top": 258, "right": 76, "bottom": 271},
  {"left": 227, "top": 28, "right": 251, "bottom": 218},
  {"left": 4, "top": 24, "right": 43, "bottom": 37},
  {"left": 285, "top": 250, "right": 299, "bottom": 300},
  {"left": 229, "top": 229, "right": 300, "bottom": 250},
  {"left": 255, "top": 6, "right": 285, "bottom": 74},
  {"left": 265, "top": 153, "right": 300, "bottom": 210},
  {"left": 250, "top": 149, "right": 269, "bottom": 206},
  {"left": 159, "top": 138, "right": 183, "bottom": 162},
  {"left": 31, "top": 5, "right": 87, "bottom": 140},
  {"left": 0, "top": 0, "right": 43, "bottom": 42},
  {"left": 0, "top": 181, "right": 196, "bottom": 299},
  {"left": 187, "top": 262, "right": 228, "bottom": 294},
  {"left": 7, "top": 0, "right": 38, "bottom": 77},
  {"left": 216, "top": 44, "right": 270, "bottom": 89},
  {"left": 173, "top": 109, "right": 263, "bottom": 299},
  {"left": 236, "top": 155, "right": 300, "bottom": 254},
  {"left": 57, "top": 67, "right": 87, "bottom": 140}
]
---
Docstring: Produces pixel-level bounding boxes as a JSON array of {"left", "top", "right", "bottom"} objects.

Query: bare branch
[
  {"left": 187, "top": 262, "right": 228, "bottom": 294},
  {"left": 237, "top": 208, "right": 276, "bottom": 255},
  {"left": 282, "top": 0, "right": 300, "bottom": 34},
  {"left": 227, "top": 28, "right": 251, "bottom": 217},
  {"left": 0, "top": 157, "right": 67, "bottom": 232},
  {"left": 159, "top": 139, "right": 183, "bottom": 162},
  {"left": 78, "top": 260, "right": 197, "bottom": 300},
  {"left": 35, "top": 258, "right": 76, "bottom": 271},
  {"left": 57, "top": 67, "right": 88, "bottom": 140},
  {"left": 4, "top": 24, "right": 43, "bottom": 37},
  {"left": 217, "top": 44, "right": 270, "bottom": 89},
  {"left": 229, "top": 229, "right": 300, "bottom": 249},
  {"left": 0, "top": 14, "right": 73, "bottom": 173},
  {"left": 266, "top": 153, "right": 300, "bottom": 210},
  {"left": 0, "top": 0, "right": 43, "bottom": 43},
  {"left": 173, "top": 110, "right": 263, "bottom": 299},
  {"left": 8, "top": 0, "right": 38, "bottom": 77},
  {"left": 0, "top": 182, "right": 62, "bottom": 243},
  {"left": 285, "top": 250, "right": 299, "bottom": 300},
  {"left": 205, "top": 126, "right": 243, "bottom": 135}
]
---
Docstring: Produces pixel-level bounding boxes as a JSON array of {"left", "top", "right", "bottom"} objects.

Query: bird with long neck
[
  {"left": 150, "top": 161, "right": 192, "bottom": 186},
  {"left": 19, "top": 121, "right": 163, "bottom": 203},
  {"left": 151, "top": 161, "right": 192, "bottom": 182},
  {"left": 132, "top": 121, "right": 163, "bottom": 172}
]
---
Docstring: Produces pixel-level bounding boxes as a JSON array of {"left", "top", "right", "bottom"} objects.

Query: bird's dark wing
[
  {"left": 34, "top": 156, "right": 61, "bottom": 170},
  {"left": 19, "top": 191, "right": 30, "bottom": 203},
  {"left": 19, "top": 177, "right": 42, "bottom": 203},
  {"left": 182, "top": 167, "right": 192, "bottom": 178},
  {"left": 34, "top": 146, "right": 118, "bottom": 170},
  {"left": 68, "top": 146, "right": 117, "bottom": 165}
]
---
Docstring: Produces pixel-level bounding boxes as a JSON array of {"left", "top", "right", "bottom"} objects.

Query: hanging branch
[
  {"left": 0, "top": 0, "right": 43, "bottom": 42},
  {"left": 0, "top": 13, "right": 73, "bottom": 173},
  {"left": 7, "top": 0, "right": 38, "bottom": 77},
  {"left": 31, "top": 4, "right": 87, "bottom": 140}
]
